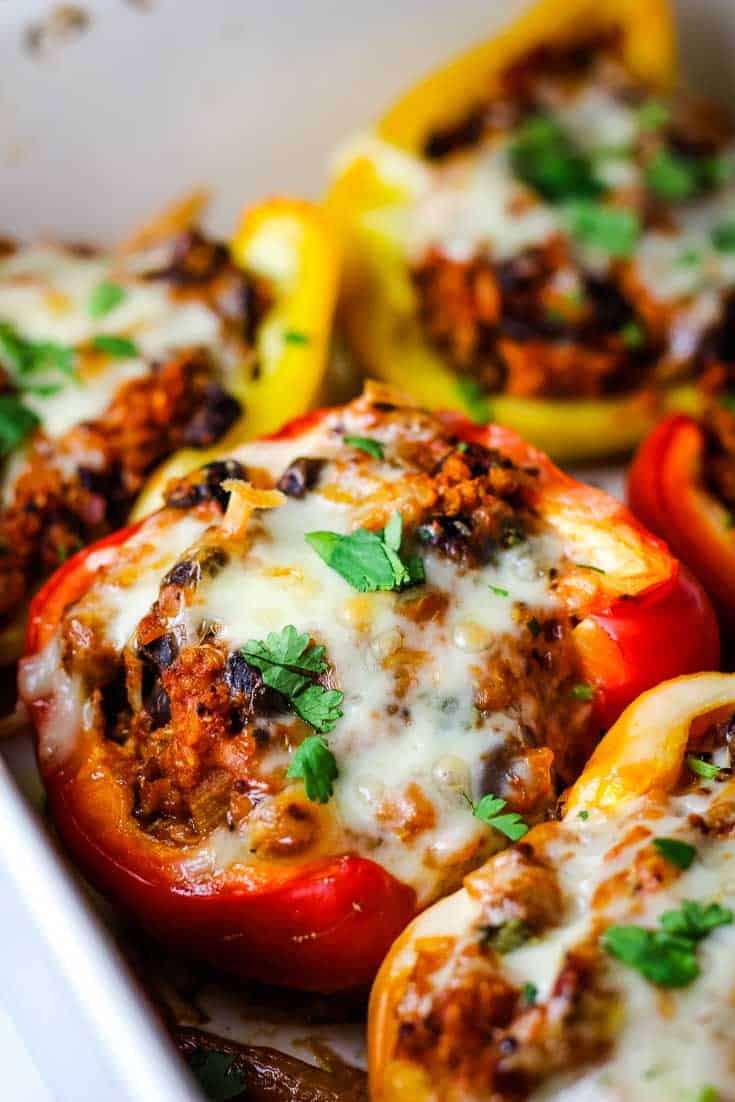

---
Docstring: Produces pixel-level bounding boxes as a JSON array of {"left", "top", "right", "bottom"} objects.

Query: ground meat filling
[
  {"left": 0, "top": 229, "right": 271, "bottom": 629},
  {"left": 414, "top": 245, "right": 653, "bottom": 398},
  {"left": 64, "top": 416, "right": 591, "bottom": 849},
  {"left": 389, "top": 713, "right": 735, "bottom": 1099},
  {"left": 414, "top": 40, "right": 735, "bottom": 401}
]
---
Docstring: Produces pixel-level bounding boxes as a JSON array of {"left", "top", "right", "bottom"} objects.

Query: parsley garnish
[
  {"left": 565, "top": 200, "right": 640, "bottom": 257},
  {"left": 343, "top": 435, "right": 384, "bottom": 460},
  {"left": 577, "top": 810, "right": 589, "bottom": 820},
  {"left": 603, "top": 926, "right": 698, "bottom": 987},
  {"left": 677, "top": 247, "right": 702, "bottom": 267},
  {"left": 0, "top": 394, "right": 40, "bottom": 457},
  {"left": 456, "top": 376, "right": 492, "bottom": 424},
  {"left": 521, "top": 981, "right": 537, "bottom": 1005},
  {"left": 620, "top": 320, "right": 645, "bottom": 349},
  {"left": 646, "top": 148, "right": 700, "bottom": 202},
  {"left": 286, "top": 734, "right": 339, "bottom": 803},
  {"left": 306, "top": 512, "right": 424, "bottom": 593},
  {"left": 712, "top": 220, "right": 735, "bottom": 253},
  {"left": 603, "top": 900, "right": 733, "bottom": 988},
  {"left": 686, "top": 754, "right": 721, "bottom": 780},
  {"left": 653, "top": 837, "right": 696, "bottom": 869},
  {"left": 489, "top": 584, "right": 509, "bottom": 598},
  {"left": 637, "top": 99, "right": 671, "bottom": 132},
  {"left": 468, "top": 793, "right": 529, "bottom": 841},
  {"left": 91, "top": 334, "right": 139, "bottom": 358},
  {"left": 187, "top": 1050, "right": 247, "bottom": 1101},
  {"left": 0, "top": 321, "right": 76, "bottom": 382},
  {"left": 660, "top": 900, "right": 733, "bottom": 940},
  {"left": 241, "top": 625, "right": 344, "bottom": 735},
  {"left": 509, "top": 114, "right": 601, "bottom": 202},
  {"left": 283, "top": 329, "right": 310, "bottom": 345},
  {"left": 570, "top": 683, "right": 595, "bottom": 701},
  {"left": 88, "top": 281, "right": 125, "bottom": 319}
]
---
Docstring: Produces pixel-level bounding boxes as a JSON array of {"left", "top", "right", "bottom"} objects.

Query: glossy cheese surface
[
  {"left": 20, "top": 389, "right": 668, "bottom": 909},
  {"left": 377, "top": 766, "right": 735, "bottom": 1102}
]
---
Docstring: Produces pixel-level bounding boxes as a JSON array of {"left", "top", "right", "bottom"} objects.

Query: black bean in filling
[
  {"left": 165, "top": 459, "right": 248, "bottom": 510},
  {"left": 276, "top": 457, "right": 325, "bottom": 498},
  {"left": 182, "top": 383, "right": 241, "bottom": 447}
]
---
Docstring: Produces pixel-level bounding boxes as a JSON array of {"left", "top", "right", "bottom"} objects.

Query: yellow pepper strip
[
  {"left": 564, "top": 671, "right": 735, "bottom": 814},
  {"left": 326, "top": 0, "right": 688, "bottom": 463},
  {"left": 132, "top": 197, "right": 339, "bottom": 517},
  {"left": 379, "top": 0, "right": 674, "bottom": 153}
]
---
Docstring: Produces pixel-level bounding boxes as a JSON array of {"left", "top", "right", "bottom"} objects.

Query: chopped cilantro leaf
[
  {"left": 286, "top": 734, "right": 339, "bottom": 803},
  {"left": 489, "top": 584, "right": 509, "bottom": 598},
  {"left": 241, "top": 625, "right": 343, "bottom": 737},
  {"left": 686, "top": 754, "right": 721, "bottom": 780},
  {"left": 470, "top": 793, "right": 528, "bottom": 841},
  {"left": 603, "top": 900, "right": 733, "bottom": 988},
  {"left": 343, "top": 435, "right": 384, "bottom": 460},
  {"left": 509, "top": 114, "right": 601, "bottom": 202},
  {"left": 88, "top": 281, "right": 125, "bottom": 319},
  {"left": 565, "top": 200, "right": 640, "bottom": 257},
  {"left": 0, "top": 394, "right": 40, "bottom": 457},
  {"left": 577, "top": 810, "right": 589, "bottom": 820},
  {"left": 660, "top": 900, "right": 733, "bottom": 941},
  {"left": 521, "top": 981, "right": 537, "bottom": 1005},
  {"left": 456, "top": 376, "right": 492, "bottom": 424},
  {"left": 187, "top": 1050, "right": 247, "bottom": 1101},
  {"left": 306, "top": 512, "right": 424, "bottom": 593},
  {"left": 603, "top": 925, "right": 699, "bottom": 987},
  {"left": 646, "top": 148, "right": 699, "bottom": 202},
  {"left": 284, "top": 329, "right": 310, "bottom": 345},
  {"left": 570, "top": 683, "right": 595, "bottom": 701},
  {"left": 653, "top": 837, "right": 696, "bottom": 869},
  {"left": 91, "top": 334, "right": 139, "bottom": 358},
  {"left": 0, "top": 321, "right": 76, "bottom": 383},
  {"left": 637, "top": 99, "right": 671, "bottom": 132},
  {"left": 712, "top": 219, "right": 735, "bottom": 253},
  {"left": 620, "top": 320, "right": 645, "bottom": 349},
  {"left": 677, "top": 247, "right": 702, "bottom": 267},
  {"left": 702, "top": 155, "right": 734, "bottom": 188}
]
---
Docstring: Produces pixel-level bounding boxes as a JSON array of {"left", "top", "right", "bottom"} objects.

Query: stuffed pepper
[
  {"left": 370, "top": 671, "right": 735, "bottom": 1102},
  {"left": 19, "top": 384, "right": 717, "bottom": 992},
  {"left": 328, "top": 0, "right": 735, "bottom": 461},
  {"left": 628, "top": 405, "right": 735, "bottom": 633},
  {"left": 0, "top": 195, "right": 337, "bottom": 663}
]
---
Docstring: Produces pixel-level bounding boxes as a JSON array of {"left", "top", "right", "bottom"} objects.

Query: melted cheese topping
[
  {"left": 391, "top": 778, "right": 735, "bottom": 1101},
  {"left": 0, "top": 243, "right": 234, "bottom": 441},
  {"left": 22, "top": 397, "right": 645, "bottom": 908}
]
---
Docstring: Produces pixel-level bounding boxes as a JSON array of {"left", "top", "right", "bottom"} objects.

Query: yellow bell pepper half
[
  {"left": 369, "top": 670, "right": 735, "bottom": 1101},
  {"left": 326, "top": 0, "right": 692, "bottom": 464},
  {"left": 133, "top": 197, "right": 339, "bottom": 518}
]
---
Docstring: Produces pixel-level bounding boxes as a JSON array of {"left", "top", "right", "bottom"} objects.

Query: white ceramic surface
[{"left": 0, "top": 2, "right": 733, "bottom": 1099}]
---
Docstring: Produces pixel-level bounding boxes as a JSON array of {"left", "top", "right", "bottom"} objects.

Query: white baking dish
[{"left": 0, "top": 1, "right": 733, "bottom": 1098}]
